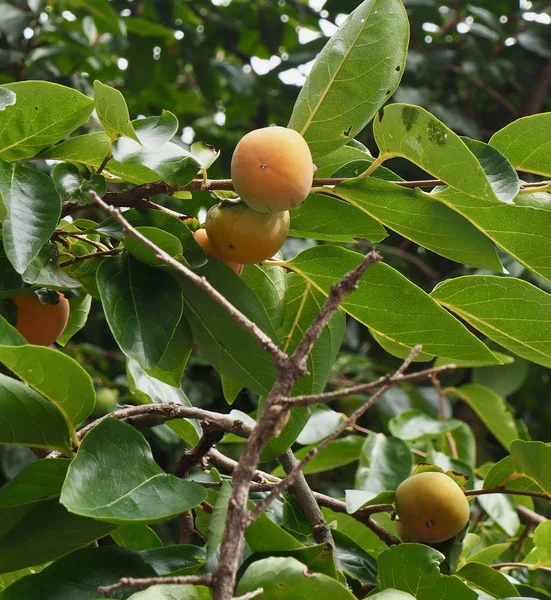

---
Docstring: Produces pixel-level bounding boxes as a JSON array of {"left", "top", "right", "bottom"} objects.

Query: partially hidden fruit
[
  {"left": 193, "top": 228, "right": 243, "bottom": 276},
  {"left": 231, "top": 126, "right": 313, "bottom": 213},
  {"left": 206, "top": 201, "right": 289, "bottom": 264},
  {"left": 14, "top": 292, "right": 70, "bottom": 346},
  {"left": 395, "top": 472, "right": 470, "bottom": 544}
]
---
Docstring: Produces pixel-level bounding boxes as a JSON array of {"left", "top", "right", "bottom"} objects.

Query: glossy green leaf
[
  {"left": 289, "top": 0, "right": 408, "bottom": 158},
  {"left": 206, "top": 482, "right": 231, "bottom": 560},
  {"left": 0, "top": 374, "right": 71, "bottom": 453},
  {"left": 0, "top": 345, "right": 95, "bottom": 431},
  {"left": 220, "top": 374, "right": 242, "bottom": 405},
  {"left": 0, "top": 89, "right": 16, "bottom": 112},
  {"left": 432, "top": 275, "right": 551, "bottom": 368},
  {"left": 345, "top": 490, "right": 395, "bottom": 514},
  {"left": 138, "top": 545, "right": 206, "bottom": 576},
  {"left": 456, "top": 562, "right": 519, "bottom": 598},
  {"left": 0, "top": 162, "right": 61, "bottom": 274},
  {"left": 355, "top": 435, "right": 412, "bottom": 492},
  {"left": 296, "top": 408, "right": 345, "bottom": 445},
  {"left": 113, "top": 137, "right": 200, "bottom": 186},
  {"left": 97, "top": 254, "right": 184, "bottom": 370},
  {"left": 0, "top": 567, "right": 40, "bottom": 592},
  {"left": 334, "top": 178, "right": 501, "bottom": 270},
  {"left": 0, "top": 82, "right": 93, "bottom": 161},
  {"left": 373, "top": 104, "right": 498, "bottom": 202},
  {"left": 237, "top": 557, "right": 356, "bottom": 599},
  {"left": 449, "top": 384, "right": 518, "bottom": 450},
  {"left": 434, "top": 187, "right": 551, "bottom": 283},
  {"left": 134, "top": 111, "right": 179, "bottom": 150},
  {"left": 510, "top": 440, "right": 551, "bottom": 495},
  {"left": 0, "top": 314, "right": 25, "bottom": 346},
  {"left": 289, "top": 193, "right": 387, "bottom": 243},
  {"left": 52, "top": 163, "right": 106, "bottom": 206},
  {"left": 332, "top": 528, "right": 378, "bottom": 584},
  {"left": 39, "top": 132, "right": 111, "bottom": 170},
  {"left": 476, "top": 489, "right": 520, "bottom": 537},
  {"left": 127, "top": 585, "right": 210, "bottom": 600},
  {"left": 490, "top": 113, "right": 551, "bottom": 177},
  {"left": 473, "top": 357, "right": 529, "bottom": 398},
  {"left": 524, "top": 520, "right": 551, "bottom": 567},
  {"left": 112, "top": 525, "right": 163, "bottom": 551},
  {"left": 466, "top": 543, "right": 509, "bottom": 566},
  {"left": 245, "top": 511, "right": 304, "bottom": 553},
  {"left": 0, "top": 500, "right": 115, "bottom": 573},
  {"left": 56, "top": 294, "right": 92, "bottom": 346},
  {"left": 0, "top": 546, "right": 157, "bottom": 600},
  {"left": 389, "top": 409, "right": 463, "bottom": 442},
  {"left": 369, "top": 592, "right": 415, "bottom": 600},
  {"left": 180, "top": 260, "right": 278, "bottom": 395},
  {"left": 127, "top": 360, "right": 200, "bottom": 446},
  {"left": 286, "top": 246, "right": 496, "bottom": 363},
  {"left": 377, "top": 544, "right": 478, "bottom": 599},
  {"left": 93, "top": 80, "right": 139, "bottom": 142},
  {"left": 273, "top": 435, "right": 363, "bottom": 477},
  {"left": 241, "top": 263, "right": 286, "bottom": 332},
  {"left": 125, "top": 227, "right": 184, "bottom": 267},
  {"left": 60, "top": 418, "right": 207, "bottom": 524}
]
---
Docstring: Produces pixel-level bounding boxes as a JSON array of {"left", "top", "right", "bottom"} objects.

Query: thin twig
[
  {"left": 492, "top": 563, "right": 551, "bottom": 573},
  {"left": 518, "top": 505, "right": 547, "bottom": 525},
  {"left": 55, "top": 231, "right": 109, "bottom": 252},
  {"left": 89, "top": 191, "right": 289, "bottom": 369},
  {"left": 98, "top": 574, "right": 213, "bottom": 594},
  {"left": 59, "top": 248, "right": 122, "bottom": 267},
  {"left": 233, "top": 589, "right": 264, "bottom": 600},
  {"left": 466, "top": 488, "right": 551, "bottom": 501}
]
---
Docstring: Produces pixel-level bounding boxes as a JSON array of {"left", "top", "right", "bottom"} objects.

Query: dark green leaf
[
  {"left": 93, "top": 80, "right": 139, "bottom": 143},
  {"left": 355, "top": 434, "right": 412, "bottom": 492},
  {"left": 456, "top": 562, "right": 519, "bottom": 598},
  {"left": 112, "top": 525, "right": 163, "bottom": 551}
]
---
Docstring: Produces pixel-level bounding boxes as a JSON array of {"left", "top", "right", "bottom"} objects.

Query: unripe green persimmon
[
  {"left": 395, "top": 472, "right": 470, "bottom": 544},
  {"left": 205, "top": 201, "right": 289, "bottom": 264},
  {"left": 231, "top": 126, "right": 313, "bottom": 213}
]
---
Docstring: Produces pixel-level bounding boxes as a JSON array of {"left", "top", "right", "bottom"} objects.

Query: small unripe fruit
[
  {"left": 193, "top": 228, "right": 243, "bottom": 276},
  {"left": 205, "top": 201, "right": 289, "bottom": 264},
  {"left": 395, "top": 472, "right": 470, "bottom": 544},
  {"left": 231, "top": 126, "right": 313, "bottom": 213},
  {"left": 14, "top": 292, "right": 70, "bottom": 346}
]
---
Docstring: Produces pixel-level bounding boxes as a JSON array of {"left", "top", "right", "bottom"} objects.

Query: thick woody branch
[
  {"left": 89, "top": 191, "right": 288, "bottom": 369},
  {"left": 98, "top": 574, "right": 212, "bottom": 594}
]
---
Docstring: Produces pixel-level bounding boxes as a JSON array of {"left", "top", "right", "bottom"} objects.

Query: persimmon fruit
[
  {"left": 205, "top": 201, "right": 290, "bottom": 264},
  {"left": 14, "top": 292, "right": 70, "bottom": 346},
  {"left": 231, "top": 126, "right": 313, "bottom": 213},
  {"left": 395, "top": 472, "right": 470, "bottom": 543},
  {"left": 193, "top": 228, "right": 243, "bottom": 276}
]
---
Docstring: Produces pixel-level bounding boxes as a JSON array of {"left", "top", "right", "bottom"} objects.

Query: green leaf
[
  {"left": 368, "top": 592, "right": 415, "bottom": 600},
  {"left": 0, "top": 314, "right": 25, "bottom": 345},
  {"left": 180, "top": 260, "right": 278, "bottom": 395},
  {"left": 56, "top": 294, "right": 92, "bottom": 346},
  {"left": 0, "top": 567, "right": 40, "bottom": 592},
  {"left": 39, "top": 132, "right": 111, "bottom": 170},
  {"left": 0, "top": 500, "right": 115, "bottom": 574},
  {"left": 259, "top": 402, "right": 309, "bottom": 463},
  {"left": 466, "top": 543, "right": 509, "bottom": 565},
  {"left": 389, "top": 409, "right": 463, "bottom": 442},
  {"left": 67, "top": 0, "right": 124, "bottom": 35},
  {"left": 377, "top": 544, "right": 478, "bottom": 599},
  {"left": 112, "top": 137, "right": 200, "bottom": 186},
  {"left": 138, "top": 545, "right": 206, "bottom": 576},
  {"left": 134, "top": 111, "right": 179, "bottom": 150},
  {"left": 97, "top": 254, "right": 184, "bottom": 370},
  {"left": 0, "top": 162, "right": 61, "bottom": 274},
  {"left": 52, "top": 163, "right": 106, "bottom": 206},
  {"left": 434, "top": 187, "right": 551, "bottom": 283},
  {"left": 0, "top": 82, "right": 93, "bottom": 161},
  {"left": 355, "top": 435, "right": 411, "bottom": 493},
  {"left": 0, "top": 374, "right": 71, "bottom": 453},
  {"left": 125, "top": 227, "right": 184, "bottom": 267},
  {"left": 0, "top": 89, "right": 16, "bottom": 111},
  {"left": 334, "top": 178, "right": 501, "bottom": 270},
  {"left": 112, "top": 525, "right": 163, "bottom": 551},
  {"left": 124, "top": 16, "right": 177, "bottom": 39},
  {"left": 206, "top": 482, "right": 232, "bottom": 560},
  {"left": 286, "top": 246, "right": 497, "bottom": 363},
  {"left": 61, "top": 418, "right": 207, "bottom": 524},
  {"left": 289, "top": 193, "right": 387, "bottom": 243},
  {"left": 373, "top": 104, "right": 498, "bottom": 203},
  {"left": 241, "top": 263, "right": 286, "bottom": 333},
  {"left": 473, "top": 357, "right": 529, "bottom": 398},
  {"left": 524, "top": 520, "right": 551, "bottom": 567},
  {"left": 289, "top": 0, "right": 408, "bottom": 158},
  {"left": 332, "top": 528, "right": 378, "bottom": 584},
  {"left": 510, "top": 440, "right": 551, "bottom": 495},
  {"left": 448, "top": 384, "right": 518, "bottom": 451},
  {"left": 93, "top": 80, "right": 139, "bottom": 143},
  {"left": 490, "top": 113, "right": 551, "bottom": 177},
  {"left": 127, "top": 360, "right": 200, "bottom": 446},
  {"left": 245, "top": 511, "right": 304, "bottom": 553},
  {"left": 220, "top": 374, "right": 242, "bottom": 405},
  {"left": 476, "top": 488, "right": 520, "bottom": 537},
  {"left": 345, "top": 490, "right": 395, "bottom": 514},
  {"left": 460, "top": 137, "right": 520, "bottom": 204},
  {"left": 0, "top": 546, "right": 157, "bottom": 600},
  {"left": 273, "top": 435, "right": 363, "bottom": 477},
  {"left": 237, "top": 557, "right": 357, "bottom": 599},
  {"left": 126, "top": 585, "right": 210, "bottom": 600},
  {"left": 296, "top": 408, "right": 345, "bottom": 445},
  {"left": 456, "top": 562, "right": 519, "bottom": 598},
  {"left": 280, "top": 273, "right": 345, "bottom": 396},
  {"left": 432, "top": 275, "right": 551, "bottom": 368},
  {"left": 0, "top": 345, "right": 95, "bottom": 432}
]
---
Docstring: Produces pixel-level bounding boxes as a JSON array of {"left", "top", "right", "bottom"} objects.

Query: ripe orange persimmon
[
  {"left": 231, "top": 126, "right": 313, "bottom": 213},
  {"left": 205, "top": 201, "right": 289, "bottom": 264},
  {"left": 193, "top": 228, "right": 243, "bottom": 276},
  {"left": 395, "top": 472, "right": 470, "bottom": 544},
  {"left": 13, "top": 292, "right": 70, "bottom": 346}
]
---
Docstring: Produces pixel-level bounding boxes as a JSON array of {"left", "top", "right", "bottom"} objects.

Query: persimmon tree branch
[
  {"left": 465, "top": 488, "right": 551, "bottom": 501},
  {"left": 89, "top": 191, "right": 289, "bottom": 370},
  {"left": 98, "top": 574, "right": 212, "bottom": 594}
]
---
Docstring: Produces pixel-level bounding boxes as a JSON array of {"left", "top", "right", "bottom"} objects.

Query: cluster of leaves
[{"left": 0, "top": 0, "right": 550, "bottom": 599}]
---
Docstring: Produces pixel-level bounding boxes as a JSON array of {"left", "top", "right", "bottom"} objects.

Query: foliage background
[{"left": 0, "top": 0, "right": 550, "bottom": 592}]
